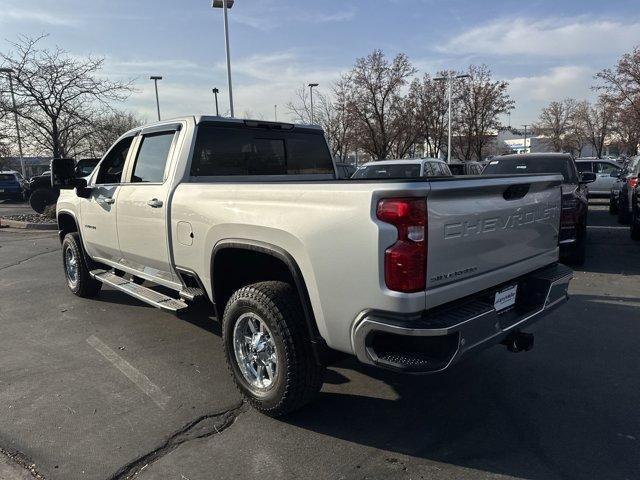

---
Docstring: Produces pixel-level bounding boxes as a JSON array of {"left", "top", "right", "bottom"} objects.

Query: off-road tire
[
  {"left": 222, "top": 281, "right": 325, "bottom": 417},
  {"left": 30, "top": 188, "right": 58, "bottom": 214},
  {"left": 561, "top": 225, "right": 587, "bottom": 266},
  {"left": 631, "top": 210, "right": 640, "bottom": 241},
  {"left": 618, "top": 198, "right": 631, "bottom": 225},
  {"left": 62, "top": 233, "right": 102, "bottom": 297}
]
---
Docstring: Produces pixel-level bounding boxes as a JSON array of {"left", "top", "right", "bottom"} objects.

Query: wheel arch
[{"left": 210, "top": 240, "right": 328, "bottom": 363}]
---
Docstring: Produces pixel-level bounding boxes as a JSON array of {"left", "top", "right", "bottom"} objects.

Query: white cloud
[
  {"left": 508, "top": 65, "right": 594, "bottom": 102},
  {"left": 440, "top": 17, "right": 640, "bottom": 57},
  {"left": 118, "top": 50, "right": 347, "bottom": 123},
  {"left": 234, "top": 3, "right": 356, "bottom": 31},
  {"left": 506, "top": 65, "right": 596, "bottom": 125},
  {"left": 0, "top": 2, "right": 77, "bottom": 26}
]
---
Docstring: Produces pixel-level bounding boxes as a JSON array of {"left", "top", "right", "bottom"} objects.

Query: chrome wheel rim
[
  {"left": 64, "top": 246, "right": 79, "bottom": 287},
  {"left": 233, "top": 312, "right": 278, "bottom": 391}
]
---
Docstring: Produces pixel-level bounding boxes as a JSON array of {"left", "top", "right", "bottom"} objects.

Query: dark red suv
[{"left": 482, "top": 153, "right": 596, "bottom": 265}]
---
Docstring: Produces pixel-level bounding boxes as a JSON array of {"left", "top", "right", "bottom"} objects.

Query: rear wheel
[
  {"left": 222, "top": 281, "right": 324, "bottom": 417},
  {"left": 631, "top": 209, "right": 640, "bottom": 241},
  {"left": 562, "top": 225, "right": 587, "bottom": 266},
  {"left": 62, "top": 233, "right": 102, "bottom": 297},
  {"left": 618, "top": 196, "right": 631, "bottom": 224}
]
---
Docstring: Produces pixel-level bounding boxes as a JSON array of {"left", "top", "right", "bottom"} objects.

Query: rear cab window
[{"left": 190, "top": 124, "right": 334, "bottom": 178}]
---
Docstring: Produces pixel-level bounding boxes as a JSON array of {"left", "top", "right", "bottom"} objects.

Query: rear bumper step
[
  {"left": 90, "top": 270, "right": 189, "bottom": 312},
  {"left": 351, "top": 263, "right": 572, "bottom": 373}
]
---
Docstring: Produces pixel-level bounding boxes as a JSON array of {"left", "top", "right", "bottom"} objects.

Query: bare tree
[
  {"left": 288, "top": 82, "right": 353, "bottom": 160},
  {"left": 0, "top": 35, "right": 133, "bottom": 158},
  {"left": 534, "top": 98, "right": 579, "bottom": 152},
  {"left": 340, "top": 50, "right": 416, "bottom": 159},
  {"left": 575, "top": 98, "right": 615, "bottom": 158},
  {"left": 595, "top": 47, "right": 640, "bottom": 122},
  {"left": 85, "top": 110, "right": 144, "bottom": 158},
  {"left": 611, "top": 104, "right": 640, "bottom": 155},
  {"left": 453, "top": 65, "right": 514, "bottom": 161},
  {"left": 595, "top": 46, "right": 640, "bottom": 155},
  {"left": 409, "top": 73, "right": 449, "bottom": 157}
]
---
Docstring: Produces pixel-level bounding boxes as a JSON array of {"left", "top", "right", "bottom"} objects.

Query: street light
[
  {"left": 274, "top": 104, "right": 278, "bottom": 122},
  {"left": 212, "top": 87, "right": 220, "bottom": 116},
  {"left": 212, "top": 0, "right": 235, "bottom": 118},
  {"left": 150, "top": 76, "right": 162, "bottom": 121},
  {"left": 434, "top": 73, "right": 470, "bottom": 163},
  {"left": 308, "top": 83, "right": 319, "bottom": 124},
  {"left": 0, "top": 68, "right": 25, "bottom": 178},
  {"left": 522, "top": 124, "right": 529, "bottom": 154}
]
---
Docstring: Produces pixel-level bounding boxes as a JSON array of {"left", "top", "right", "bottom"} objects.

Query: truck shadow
[
  {"left": 283, "top": 293, "right": 640, "bottom": 480},
  {"left": 577, "top": 202, "right": 640, "bottom": 275}
]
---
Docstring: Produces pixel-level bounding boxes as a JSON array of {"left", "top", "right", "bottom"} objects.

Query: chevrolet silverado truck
[{"left": 52, "top": 116, "right": 572, "bottom": 416}]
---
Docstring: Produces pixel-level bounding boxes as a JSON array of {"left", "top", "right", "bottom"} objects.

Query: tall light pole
[
  {"left": 212, "top": 0, "right": 235, "bottom": 118},
  {"left": 0, "top": 68, "right": 25, "bottom": 178},
  {"left": 274, "top": 104, "right": 278, "bottom": 122},
  {"left": 434, "top": 73, "right": 470, "bottom": 163},
  {"left": 308, "top": 83, "right": 319, "bottom": 124},
  {"left": 522, "top": 124, "right": 529, "bottom": 154},
  {"left": 150, "top": 76, "right": 162, "bottom": 121},
  {"left": 212, "top": 87, "right": 220, "bottom": 116}
]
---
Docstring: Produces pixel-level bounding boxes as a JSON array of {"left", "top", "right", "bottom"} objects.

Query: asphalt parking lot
[{"left": 0, "top": 200, "right": 638, "bottom": 480}]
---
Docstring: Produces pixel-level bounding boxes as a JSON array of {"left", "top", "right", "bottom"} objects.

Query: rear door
[{"left": 116, "top": 125, "right": 180, "bottom": 281}]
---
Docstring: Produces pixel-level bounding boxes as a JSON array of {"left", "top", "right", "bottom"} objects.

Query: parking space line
[{"left": 87, "top": 335, "right": 170, "bottom": 410}]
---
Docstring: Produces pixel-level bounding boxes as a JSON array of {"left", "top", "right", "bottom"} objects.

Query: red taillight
[
  {"left": 561, "top": 194, "right": 579, "bottom": 226},
  {"left": 628, "top": 177, "right": 638, "bottom": 189},
  {"left": 377, "top": 198, "right": 426, "bottom": 293}
]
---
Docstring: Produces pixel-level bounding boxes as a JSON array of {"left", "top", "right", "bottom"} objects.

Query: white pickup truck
[{"left": 53, "top": 116, "right": 572, "bottom": 416}]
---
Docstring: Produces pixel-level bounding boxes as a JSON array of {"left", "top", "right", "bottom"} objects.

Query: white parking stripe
[{"left": 87, "top": 335, "right": 170, "bottom": 410}]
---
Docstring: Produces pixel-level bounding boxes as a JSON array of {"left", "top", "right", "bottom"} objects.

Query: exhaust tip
[{"left": 502, "top": 331, "right": 534, "bottom": 353}]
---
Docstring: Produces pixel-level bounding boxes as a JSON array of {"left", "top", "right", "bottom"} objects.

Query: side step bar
[{"left": 90, "top": 270, "right": 189, "bottom": 312}]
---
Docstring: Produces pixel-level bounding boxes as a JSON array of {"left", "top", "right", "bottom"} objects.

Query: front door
[
  {"left": 80, "top": 136, "right": 134, "bottom": 262},
  {"left": 116, "top": 129, "right": 178, "bottom": 282}
]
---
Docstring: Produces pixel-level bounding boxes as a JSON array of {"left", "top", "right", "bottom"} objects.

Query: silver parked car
[
  {"left": 575, "top": 158, "right": 621, "bottom": 197},
  {"left": 352, "top": 158, "right": 452, "bottom": 179}
]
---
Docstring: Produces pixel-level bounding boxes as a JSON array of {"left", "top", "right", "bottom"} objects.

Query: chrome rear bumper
[{"left": 351, "top": 263, "right": 572, "bottom": 373}]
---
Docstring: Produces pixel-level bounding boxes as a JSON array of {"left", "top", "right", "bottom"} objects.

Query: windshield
[
  {"left": 482, "top": 156, "right": 576, "bottom": 183},
  {"left": 352, "top": 163, "right": 421, "bottom": 179}
]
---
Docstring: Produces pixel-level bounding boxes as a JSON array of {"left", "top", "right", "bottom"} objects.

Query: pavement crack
[
  {"left": 0, "top": 249, "right": 58, "bottom": 271},
  {"left": 0, "top": 446, "right": 46, "bottom": 479},
  {"left": 108, "top": 402, "right": 245, "bottom": 480}
]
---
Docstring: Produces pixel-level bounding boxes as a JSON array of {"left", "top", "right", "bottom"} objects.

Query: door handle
[
  {"left": 147, "top": 198, "right": 163, "bottom": 208},
  {"left": 102, "top": 197, "right": 115, "bottom": 204}
]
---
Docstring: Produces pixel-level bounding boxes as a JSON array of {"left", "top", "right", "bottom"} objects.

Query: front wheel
[
  {"left": 222, "top": 281, "right": 325, "bottom": 417},
  {"left": 631, "top": 210, "right": 640, "bottom": 241},
  {"left": 62, "top": 233, "right": 102, "bottom": 297}
]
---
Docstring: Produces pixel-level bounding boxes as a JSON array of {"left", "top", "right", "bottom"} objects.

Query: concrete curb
[{"left": 0, "top": 218, "right": 58, "bottom": 230}]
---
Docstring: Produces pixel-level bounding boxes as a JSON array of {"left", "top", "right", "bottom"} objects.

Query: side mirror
[
  {"left": 580, "top": 172, "right": 596, "bottom": 184},
  {"left": 51, "top": 158, "right": 77, "bottom": 189}
]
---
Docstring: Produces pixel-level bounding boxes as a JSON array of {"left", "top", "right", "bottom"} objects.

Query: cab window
[
  {"left": 576, "top": 162, "right": 593, "bottom": 173},
  {"left": 130, "top": 132, "right": 176, "bottom": 183},
  {"left": 95, "top": 137, "right": 134, "bottom": 184}
]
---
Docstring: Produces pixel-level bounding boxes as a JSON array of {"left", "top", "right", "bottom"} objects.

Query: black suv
[
  {"left": 482, "top": 153, "right": 595, "bottom": 265},
  {"left": 28, "top": 158, "right": 99, "bottom": 213}
]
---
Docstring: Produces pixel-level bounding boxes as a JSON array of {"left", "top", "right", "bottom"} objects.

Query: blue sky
[{"left": 1, "top": 0, "right": 639, "bottom": 127}]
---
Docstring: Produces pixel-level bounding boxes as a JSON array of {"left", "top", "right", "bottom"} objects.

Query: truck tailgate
[{"left": 425, "top": 174, "right": 562, "bottom": 308}]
